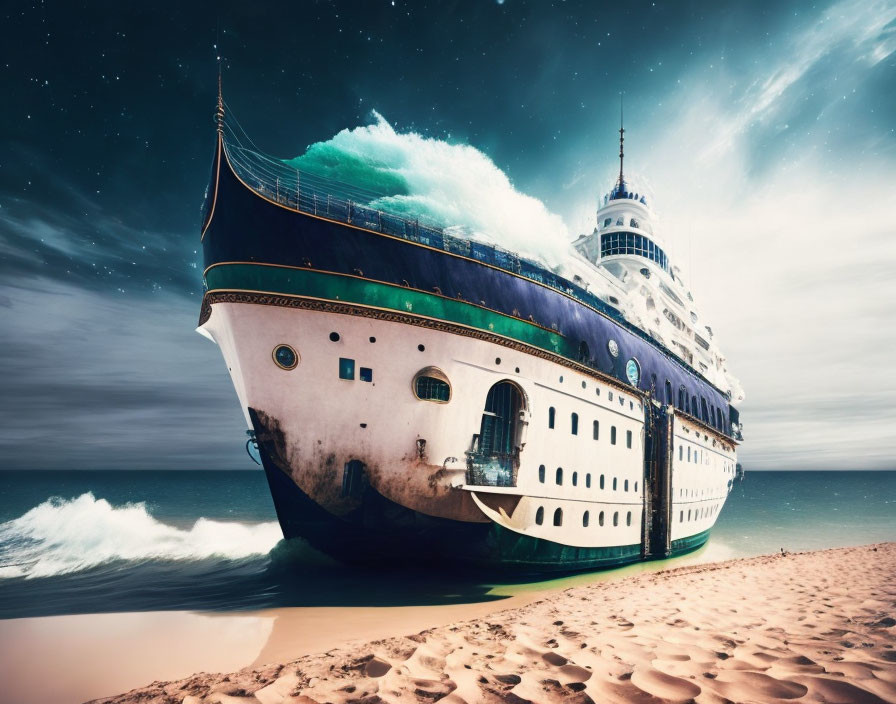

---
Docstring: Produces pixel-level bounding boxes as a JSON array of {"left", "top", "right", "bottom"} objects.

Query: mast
[
  {"left": 617, "top": 94, "right": 625, "bottom": 187},
  {"left": 215, "top": 61, "right": 225, "bottom": 136}
]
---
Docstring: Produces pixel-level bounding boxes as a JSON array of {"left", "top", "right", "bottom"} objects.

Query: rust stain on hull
[{"left": 252, "top": 408, "right": 487, "bottom": 523}]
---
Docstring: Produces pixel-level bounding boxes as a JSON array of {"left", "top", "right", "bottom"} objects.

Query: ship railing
[
  {"left": 226, "top": 141, "right": 594, "bottom": 298},
  {"left": 219, "top": 118, "right": 739, "bottom": 424}
]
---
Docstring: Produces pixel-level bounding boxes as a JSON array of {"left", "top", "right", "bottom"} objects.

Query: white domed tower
[{"left": 572, "top": 113, "right": 744, "bottom": 404}]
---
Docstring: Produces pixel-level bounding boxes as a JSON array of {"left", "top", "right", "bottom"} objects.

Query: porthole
[
  {"left": 413, "top": 366, "right": 451, "bottom": 402},
  {"left": 495, "top": 357, "right": 501, "bottom": 365},
  {"left": 417, "top": 344, "right": 425, "bottom": 352},
  {"left": 625, "top": 358, "right": 641, "bottom": 386},
  {"left": 329, "top": 332, "right": 340, "bottom": 342},
  {"left": 272, "top": 344, "right": 299, "bottom": 370},
  {"left": 369, "top": 336, "right": 377, "bottom": 343},
  {"left": 608, "top": 339, "right": 619, "bottom": 357}
]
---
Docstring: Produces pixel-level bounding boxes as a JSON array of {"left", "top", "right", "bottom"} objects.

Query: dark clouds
[{"left": 1, "top": 0, "right": 894, "bottom": 469}]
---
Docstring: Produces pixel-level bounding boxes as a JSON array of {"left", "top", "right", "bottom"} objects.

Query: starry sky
[{"left": 2, "top": 0, "right": 894, "bottom": 470}]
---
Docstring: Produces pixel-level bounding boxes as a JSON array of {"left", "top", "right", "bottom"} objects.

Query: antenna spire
[{"left": 617, "top": 93, "right": 625, "bottom": 187}]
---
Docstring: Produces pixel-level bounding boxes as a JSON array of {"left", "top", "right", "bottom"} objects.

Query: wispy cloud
[{"left": 701, "top": 0, "right": 896, "bottom": 162}]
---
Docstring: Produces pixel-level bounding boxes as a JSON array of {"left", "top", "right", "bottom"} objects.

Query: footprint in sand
[
  {"left": 712, "top": 670, "right": 808, "bottom": 699},
  {"left": 542, "top": 652, "right": 569, "bottom": 667},
  {"left": 802, "top": 677, "right": 891, "bottom": 704},
  {"left": 364, "top": 657, "right": 392, "bottom": 677},
  {"left": 630, "top": 667, "right": 702, "bottom": 702},
  {"left": 559, "top": 664, "right": 592, "bottom": 683}
]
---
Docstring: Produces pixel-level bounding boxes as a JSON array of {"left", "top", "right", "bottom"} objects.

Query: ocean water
[{"left": 0, "top": 470, "right": 893, "bottom": 619}]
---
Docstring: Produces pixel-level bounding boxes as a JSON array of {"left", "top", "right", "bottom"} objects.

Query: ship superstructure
[{"left": 197, "top": 95, "right": 743, "bottom": 571}]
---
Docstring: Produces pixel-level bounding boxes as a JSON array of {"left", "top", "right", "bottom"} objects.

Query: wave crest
[
  {"left": 286, "top": 111, "right": 571, "bottom": 267},
  {"left": 0, "top": 493, "right": 282, "bottom": 579}
]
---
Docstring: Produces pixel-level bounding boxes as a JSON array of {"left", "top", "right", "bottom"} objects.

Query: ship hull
[
  {"left": 199, "top": 299, "right": 732, "bottom": 572},
  {"left": 198, "top": 140, "right": 739, "bottom": 573},
  {"left": 258, "top": 444, "right": 710, "bottom": 573}
]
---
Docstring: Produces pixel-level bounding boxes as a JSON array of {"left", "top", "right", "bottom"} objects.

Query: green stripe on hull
[
  {"left": 670, "top": 529, "right": 711, "bottom": 555},
  {"left": 205, "top": 263, "right": 573, "bottom": 357},
  {"left": 488, "top": 524, "right": 642, "bottom": 570},
  {"left": 484, "top": 525, "right": 711, "bottom": 570}
]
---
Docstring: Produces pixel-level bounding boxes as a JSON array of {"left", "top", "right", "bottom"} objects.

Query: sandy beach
[{"left": 91, "top": 543, "right": 895, "bottom": 704}]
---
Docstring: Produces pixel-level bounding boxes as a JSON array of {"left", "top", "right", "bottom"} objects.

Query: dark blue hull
[{"left": 202, "top": 147, "right": 734, "bottom": 434}]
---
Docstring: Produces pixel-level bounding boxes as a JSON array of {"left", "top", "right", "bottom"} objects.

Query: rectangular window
[
  {"left": 593, "top": 420, "right": 599, "bottom": 440},
  {"left": 548, "top": 406, "right": 556, "bottom": 429},
  {"left": 626, "top": 430, "right": 632, "bottom": 448},
  {"left": 571, "top": 413, "right": 579, "bottom": 435},
  {"left": 359, "top": 367, "right": 373, "bottom": 382},
  {"left": 338, "top": 358, "right": 355, "bottom": 380},
  {"left": 611, "top": 426, "right": 617, "bottom": 445}
]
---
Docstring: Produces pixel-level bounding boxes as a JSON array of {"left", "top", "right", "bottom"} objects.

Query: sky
[{"left": 1, "top": 0, "right": 894, "bottom": 470}]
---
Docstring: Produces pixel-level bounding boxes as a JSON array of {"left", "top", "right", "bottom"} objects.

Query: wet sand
[
  {"left": 0, "top": 590, "right": 538, "bottom": 704},
  {"left": 91, "top": 543, "right": 896, "bottom": 704}
]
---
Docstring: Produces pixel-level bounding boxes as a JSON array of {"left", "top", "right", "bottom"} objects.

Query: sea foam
[
  {"left": 285, "top": 111, "right": 572, "bottom": 267},
  {"left": 0, "top": 493, "right": 282, "bottom": 579}
]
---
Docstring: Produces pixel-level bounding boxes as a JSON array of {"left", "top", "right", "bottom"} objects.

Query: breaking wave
[
  {"left": 285, "top": 111, "right": 572, "bottom": 267},
  {"left": 0, "top": 493, "right": 282, "bottom": 579}
]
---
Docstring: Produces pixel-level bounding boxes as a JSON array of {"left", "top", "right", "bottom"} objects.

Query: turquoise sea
[{"left": 0, "top": 470, "right": 893, "bottom": 619}]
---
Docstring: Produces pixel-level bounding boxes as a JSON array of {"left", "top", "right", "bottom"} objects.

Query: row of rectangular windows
[
  {"left": 535, "top": 506, "right": 634, "bottom": 528},
  {"left": 679, "top": 505, "right": 718, "bottom": 522},
  {"left": 679, "top": 486, "right": 724, "bottom": 499},
  {"left": 600, "top": 231, "right": 669, "bottom": 271},
  {"left": 649, "top": 378, "right": 730, "bottom": 437},
  {"left": 548, "top": 409, "right": 634, "bottom": 448},
  {"left": 677, "top": 445, "right": 737, "bottom": 477},
  {"left": 538, "top": 465, "right": 639, "bottom": 493}
]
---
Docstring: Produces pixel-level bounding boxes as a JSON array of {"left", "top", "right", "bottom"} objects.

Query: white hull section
[{"left": 201, "top": 300, "right": 736, "bottom": 551}]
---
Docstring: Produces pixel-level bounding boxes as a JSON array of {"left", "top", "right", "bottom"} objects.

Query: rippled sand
[{"left": 94, "top": 542, "right": 896, "bottom": 704}]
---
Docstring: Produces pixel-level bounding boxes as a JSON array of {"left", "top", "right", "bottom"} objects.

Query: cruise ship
[{"left": 197, "top": 91, "right": 745, "bottom": 572}]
